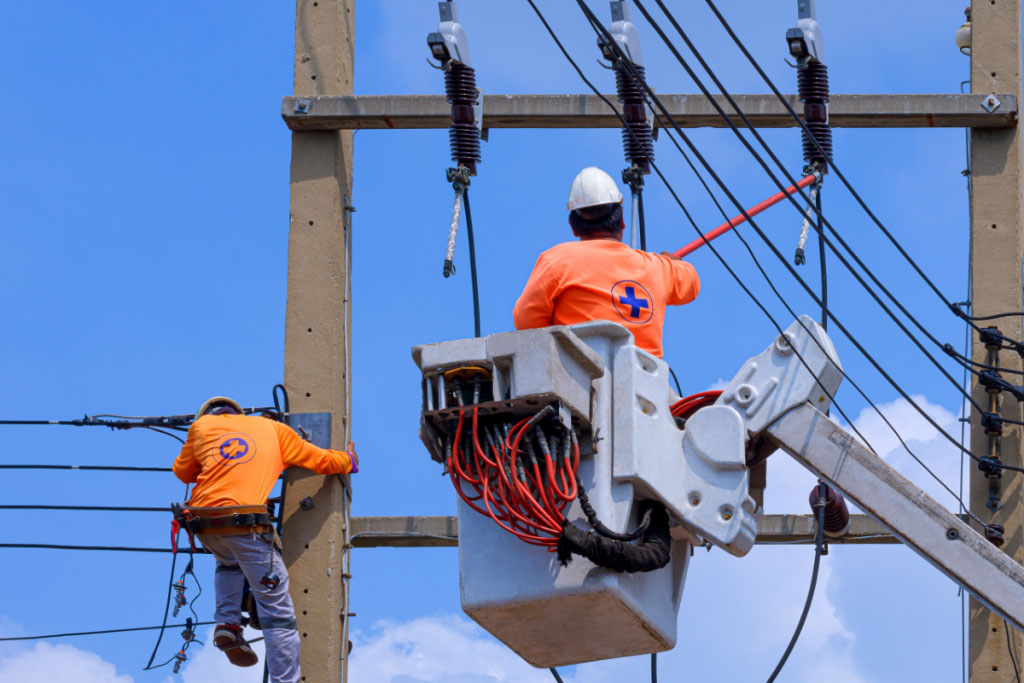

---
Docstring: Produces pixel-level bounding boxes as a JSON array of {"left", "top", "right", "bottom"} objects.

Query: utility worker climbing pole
[
  {"left": 513, "top": 167, "right": 700, "bottom": 359},
  {"left": 172, "top": 396, "right": 358, "bottom": 683}
]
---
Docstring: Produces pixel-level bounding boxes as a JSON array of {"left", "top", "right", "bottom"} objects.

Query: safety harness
[{"left": 171, "top": 503, "right": 279, "bottom": 545}]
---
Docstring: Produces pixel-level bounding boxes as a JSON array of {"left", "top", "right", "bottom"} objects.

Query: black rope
[
  {"left": 464, "top": 186, "right": 482, "bottom": 338},
  {"left": 1, "top": 620, "right": 215, "bottom": 643},
  {"left": 582, "top": 0, "right": 1024, "bottom": 476},
  {"left": 0, "top": 543, "right": 210, "bottom": 554},
  {"left": 524, "top": 0, "right": 1004, "bottom": 519},
  {"left": 765, "top": 483, "right": 826, "bottom": 682},
  {"left": 0, "top": 504, "right": 168, "bottom": 512},
  {"left": 549, "top": 668, "right": 565, "bottom": 683},
  {"left": 0, "top": 464, "right": 171, "bottom": 472}
]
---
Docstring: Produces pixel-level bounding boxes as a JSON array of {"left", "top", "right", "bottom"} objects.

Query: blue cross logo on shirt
[
  {"left": 618, "top": 286, "right": 649, "bottom": 319},
  {"left": 610, "top": 280, "right": 654, "bottom": 325},
  {"left": 216, "top": 433, "right": 256, "bottom": 465}
]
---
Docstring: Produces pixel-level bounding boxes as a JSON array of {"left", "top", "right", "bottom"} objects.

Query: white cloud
[
  {"left": 349, "top": 615, "right": 553, "bottom": 683},
  {"left": 0, "top": 642, "right": 132, "bottom": 683},
  {"left": 847, "top": 394, "right": 965, "bottom": 510}
]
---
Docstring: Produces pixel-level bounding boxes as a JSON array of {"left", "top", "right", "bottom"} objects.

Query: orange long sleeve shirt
[
  {"left": 512, "top": 239, "right": 700, "bottom": 358},
  {"left": 173, "top": 414, "right": 353, "bottom": 508}
]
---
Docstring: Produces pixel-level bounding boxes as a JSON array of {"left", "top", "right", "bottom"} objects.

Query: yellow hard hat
[{"left": 196, "top": 396, "right": 244, "bottom": 418}]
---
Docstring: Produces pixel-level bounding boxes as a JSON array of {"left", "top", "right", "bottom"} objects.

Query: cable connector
[
  {"left": 985, "top": 523, "right": 1006, "bottom": 547},
  {"left": 181, "top": 618, "right": 196, "bottom": 643},
  {"left": 172, "top": 650, "right": 187, "bottom": 674},
  {"left": 978, "top": 370, "right": 1024, "bottom": 402},
  {"left": 171, "top": 580, "right": 187, "bottom": 618},
  {"left": 977, "top": 455, "right": 1004, "bottom": 477},
  {"left": 980, "top": 413, "right": 1004, "bottom": 436}
]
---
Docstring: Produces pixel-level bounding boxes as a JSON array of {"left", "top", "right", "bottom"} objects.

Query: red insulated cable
[{"left": 674, "top": 174, "right": 817, "bottom": 258}]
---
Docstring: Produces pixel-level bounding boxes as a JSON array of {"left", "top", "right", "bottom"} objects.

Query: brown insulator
[
  {"left": 444, "top": 61, "right": 481, "bottom": 175},
  {"left": 615, "top": 63, "right": 654, "bottom": 175},
  {"left": 809, "top": 483, "right": 850, "bottom": 537},
  {"left": 797, "top": 61, "right": 832, "bottom": 167}
]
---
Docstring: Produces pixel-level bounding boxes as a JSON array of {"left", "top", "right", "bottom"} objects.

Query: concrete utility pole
[
  {"left": 969, "top": 0, "right": 1023, "bottom": 680},
  {"left": 281, "top": 0, "right": 355, "bottom": 681}
]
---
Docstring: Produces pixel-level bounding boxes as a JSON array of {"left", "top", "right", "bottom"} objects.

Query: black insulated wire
[
  {"left": 549, "top": 668, "right": 565, "bottom": 683},
  {"left": 0, "top": 464, "right": 171, "bottom": 472},
  {"left": 524, "top": 0, "right": 1010, "bottom": 516},
  {"left": 702, "top": 0, "right": 986, "bottom": 336},
  {"left": 0, "top": 621, "right": 215, "bottom": 643},
  {"left": 463, "top": 186, "right": 482, "bottom": 337},
  {"left": 765, "top": 483, "right": 826, "bottom": 682},
  {"left": 528, "top": 0, "right": 1024, "bottom": 507},
  {"left": 618, "top": 0, "right": 1015, "bottom": 461}
]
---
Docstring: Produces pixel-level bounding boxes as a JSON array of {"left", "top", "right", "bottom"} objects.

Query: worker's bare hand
[
  {"left": 347, "top": 440, "right": 360, "bottom": 473},
  {"left": 660, "top": 250, "right": 682, "bottom": 261}
]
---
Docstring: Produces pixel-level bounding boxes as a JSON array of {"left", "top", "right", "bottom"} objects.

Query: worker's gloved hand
[
  {"left": 347, "top": 440, "right": 360, "bottom": 474},
  {"left": 660, "top": 251, "right": 682, "bottom": 261}
]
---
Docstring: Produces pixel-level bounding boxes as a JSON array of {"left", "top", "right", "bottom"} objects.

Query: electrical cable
[
  {"left": 635, "top": 0, "right": 995, "bottom": 412},
  {"left": 651, "top": 652, "right": 658, "bottom": 683},
  {"left": 549, "top": 667, "right": 565, "bottom": 683},
  {"left": 579, "top": 0, "right": 1024, "bottom": 477},
  {"left": 637, "top": 187, "right": 647, "bottom": 251},
  {"left": 0, "top": 621, "right": 215, "bottom": 643},
  {"left": 463, "top": 186, "right": 482, "bottom": 337},
  {"left": 765, "top": 482, "right": 826, "bottom": 683},
  {"left": 668, "top": 366, "right": 682, "bottom": 396},
  {"left": 1006, "top": 619, "right": 1023, "bottom": 683},
  {"left": 0, "top": 464, "right": 171, "bottom": 472},
  {"left": 526, "top": 0, "right": 1003, "bottom": 519},
  {"left": 816, "top": 188, "right": 827, "bottom": 330},
  {"left": 0, "top": 543, "right": 210, "bottom": 554},
  {"left": 0, "top": 504, "right": 168, "bottom": 512},
  {"left": 144, "top": 550, "right": 181, "bottom": 669},
  {"left": 702, "top": 0, "right": 986, "bottom": 336}
]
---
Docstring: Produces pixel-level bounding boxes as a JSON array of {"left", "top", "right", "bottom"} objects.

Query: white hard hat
[
  {"left": 567, "top": 167, "right": 623, "bottom": 212},
  {"left": 197, "top": 396, "right": 244, "bottom": 418}
]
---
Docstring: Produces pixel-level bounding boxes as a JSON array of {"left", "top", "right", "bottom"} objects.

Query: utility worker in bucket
[
  {"left": 172, "top": 396, "right": 358, "bottom": 683},
  {"left": 513, "top": 167, "right": 700, "bottom": 358}
]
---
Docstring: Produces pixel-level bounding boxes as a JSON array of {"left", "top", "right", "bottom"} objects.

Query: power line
[
  {"left": 578, "top": 0, "right": 1024, "bottom": 481},
  {"left": 634, "top": 0, "right": 992, "bottom": 413},
  {"left": 528, "top": 0, "right": 997, "bottom": 522},
  {"left": 765, "top": 483, "right": 827, "bottom": 682},
  {"left": 0, "top": 621, "right": 215, "bottom": 643},
  {"left": 0, "top": 464, "right": 171, "bottom": 472},
  {"left": 701, "top": 0, "right": 987, "bottom": 335},
  {"left": 0, "top": 543, "right": 209, "bottom": 554},
  {"left": 0, "top": 504, "right": 169, "bottom": 513}
]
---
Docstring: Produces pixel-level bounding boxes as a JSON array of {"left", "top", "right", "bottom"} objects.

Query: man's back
[
  {"left": 173, "top": 414, "right": 352, "bottom": 507},
  {"left": 513, "top": 239, "right": 699, "bottom": 358}
]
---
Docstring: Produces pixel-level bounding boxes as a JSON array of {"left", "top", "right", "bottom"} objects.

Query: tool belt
[{"left": 172, "top": 503, "right": 276, "bottom": 538}]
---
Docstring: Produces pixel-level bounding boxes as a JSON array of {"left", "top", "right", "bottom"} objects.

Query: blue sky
[{"left": 0, "top": 1, "right": 1002, "bottom": 682}]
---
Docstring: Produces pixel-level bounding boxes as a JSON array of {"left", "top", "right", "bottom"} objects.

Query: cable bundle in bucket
[
  {"left": 446, "top": 405, "right": 579, "bottom": 550},
  {"left": 670, "top": 390, "right": 722, "bottom": 422}
]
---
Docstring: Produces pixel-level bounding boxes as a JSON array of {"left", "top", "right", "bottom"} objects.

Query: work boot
[{"left": 214, "top": 623, "right": 259, "bottom": 667}]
